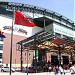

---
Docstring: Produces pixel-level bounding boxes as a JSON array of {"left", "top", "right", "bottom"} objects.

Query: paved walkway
[
  {"left": 0, "top": 69, "right": 72, "bottom": 75},
  {"left": 0, "top": 71, "right": 72, "bottom": 75}
]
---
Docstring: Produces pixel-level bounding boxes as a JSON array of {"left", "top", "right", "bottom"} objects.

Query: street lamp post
[
  {"left": 34, "top": 35, "right": 37, "bottom": 73},
  {"left": 58, "top": 46, "right": 61, "bottom": 67},
  {"left": 20, "top": 42, "right": 23, "bottom": 72},
  {"left": 27, "top": 49, "right": 29, "bottom": 75},
  {"left": 71, "top": 51, "right": 72, "bottom": 64}
]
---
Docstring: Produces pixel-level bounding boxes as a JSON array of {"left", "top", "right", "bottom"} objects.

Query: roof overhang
[{"left": 33, "top": 17, "right": 53, "bottom": 28}]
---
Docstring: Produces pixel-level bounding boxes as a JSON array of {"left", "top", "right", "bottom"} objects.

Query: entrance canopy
[
  {"left": 17, "top": 29, "right": 75, "bottom": 52},
  {"left": 17, "top": 29, "right": 55, "bottom": 50}
]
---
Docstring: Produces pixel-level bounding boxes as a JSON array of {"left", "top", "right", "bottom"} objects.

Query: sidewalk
[
  {"left": 0, "top": 70, "right": 71, "bottom": 75},
  {"left": 0, "top": 72, "right": 55, "bottom": 75},
  {"left": 0, "top": 71, "right": 71, "bottom": 75},
  {"left": 13, "top": 71, "right": 71, "bottom": 75},
  {"left": 19, "top": 70, "right": 71, "bottom": 75}
]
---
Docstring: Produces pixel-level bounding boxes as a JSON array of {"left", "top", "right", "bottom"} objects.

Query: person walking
[
  {"left": 70, "top": 64, "right": 75, "bottom": 75},
  {"left": 56, "top": 65, "right": 65, "bottom": 75}
]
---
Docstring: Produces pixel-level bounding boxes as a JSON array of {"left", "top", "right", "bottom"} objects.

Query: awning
[{"left": 52, "top": 38, "right": 66, "bottom": 46}]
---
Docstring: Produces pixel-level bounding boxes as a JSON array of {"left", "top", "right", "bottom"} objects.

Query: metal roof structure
[
  {"left": 17, "top": 29, "right": 55, "bottom": 50},
  {"left": 0, "top": 2, "right": 75, "bottom": 29},
  {"left": 16, "top": 29, "right": 75, "bottom": 52}
]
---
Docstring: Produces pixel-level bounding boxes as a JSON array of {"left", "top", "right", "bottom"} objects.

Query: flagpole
[
  {"left": 33, "top": 7, "right": 37, "bottom": 73},
  {"left": 10, "top": 9, "right": 14, "bottom": 75},
  {"left": 43, "top": 10, "right": 46, "bottom": 30}
]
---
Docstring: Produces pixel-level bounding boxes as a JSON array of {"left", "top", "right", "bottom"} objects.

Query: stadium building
[{"left": 0, "top": 2, "right": 75, "bottom": 69}]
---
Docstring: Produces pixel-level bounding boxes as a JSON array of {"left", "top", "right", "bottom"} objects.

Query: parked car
[{"left": 1, "top": 66, "right": 15, "bottom": 72}]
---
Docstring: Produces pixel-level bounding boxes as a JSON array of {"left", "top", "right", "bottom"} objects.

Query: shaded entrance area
[
  {"left": 17, "top": 29, "right": 75, "bottom": 72},
  {"left": 38, "top": 49, "right": 46, "bottom": 62},
  {"left": 51, "top": 55, "right": 59, "bottom": 66},
  {"left": 52, "top": 38, "right": 67, "bottom": 67},
  {"left": 17, "top": 30, "right": 55, "bottom": 72},
  {"left": 62, "top": 56, "right": 69, "bottom": 65}
]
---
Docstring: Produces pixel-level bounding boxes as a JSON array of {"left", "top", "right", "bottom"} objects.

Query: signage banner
[{"left": 53, "top": 23, "right": 74, "bottom": 38}]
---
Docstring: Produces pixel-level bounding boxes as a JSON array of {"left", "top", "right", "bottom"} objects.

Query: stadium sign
[
  {"left": 53, "top": 23, "right": 74, "bottom": 37},
  {"left": 3, "top": 26, "right": 27, "bottom": 35}
]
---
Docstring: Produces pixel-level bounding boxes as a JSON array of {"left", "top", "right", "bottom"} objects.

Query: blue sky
[{"left": 0, "top": 0, "right": 74, "bottom": 22}]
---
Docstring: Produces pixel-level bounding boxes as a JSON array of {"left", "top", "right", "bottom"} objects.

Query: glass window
[
  {"left": 25, "top": 53, "right": 26, "bottom": 56},
  {"left": 29, "top": 53, "right": 30, "bottom": 56},
  {"left": 0, "top": 53, "right": 2, "bottom": 59},
  {"left": 0, "top": 44, "right": 3, "bottom": 50},
  {"left": 25, "top": 53, "right": 30, "bottom": 56}
]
